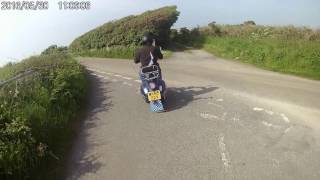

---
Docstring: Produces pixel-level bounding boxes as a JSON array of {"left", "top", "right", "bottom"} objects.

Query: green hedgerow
[{"left": 0, "top": 53, "right": 87, "bottom": 179}]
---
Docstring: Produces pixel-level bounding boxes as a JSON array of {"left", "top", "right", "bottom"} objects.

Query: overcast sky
[{"left": 0, "top": 0, "right": 319, "bottom": 66}]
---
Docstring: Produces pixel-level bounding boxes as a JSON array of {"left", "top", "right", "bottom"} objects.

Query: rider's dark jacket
[{"left": 134, "top": 45, "right": 163, "bottom": 67}]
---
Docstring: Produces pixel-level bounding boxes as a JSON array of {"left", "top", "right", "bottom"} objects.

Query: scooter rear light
[
  {"left": 149, "top": 82, "right": 156, "bottom": 89},
  {"left": 143, "top": 88, "right": 148, "bottom": 94}
]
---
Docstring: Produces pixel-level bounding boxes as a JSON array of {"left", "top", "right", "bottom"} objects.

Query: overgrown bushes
[
  {"left": 76, "top": 46, "right": 136, "bottom": 59},
  {"left": 200, "top": 24, "right": 320, "bottom": 41},
  {"left": 0, "top": 53, "right": 87, "bottom": 179},
  {"left": 70, "top": 6, "right": 179, "bottom": 53},
  {"left": 41, "top": 45, "right": 68, "bottom": 55},
  {"left": 170, "top": 27, "right": 202, "bottom": 46}
]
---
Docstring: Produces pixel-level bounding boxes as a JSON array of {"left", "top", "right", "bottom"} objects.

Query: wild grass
[
  {"left": 0, "top": 53, "right": 87, "bottom": 179},
  {"left": 74, "top": 46, "right": 173, "bottom": 59},
  {"left": 162, "top": 50, "right": 173, "bottom": 59},
  {"left": 190, "top": 24, "right": 320, "bottom": 79},
  {"left": 200, "top": 24, "right": 320, "bottom": 42},
  {"left": 203, "top": 36, "right": 320, "bottom": 79},
  {"left": 75, "top": 46, "right": 136, "bottom": 59}
]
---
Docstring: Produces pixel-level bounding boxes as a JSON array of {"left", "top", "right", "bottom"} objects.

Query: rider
[{"left": 134, "top": 32, "right": 163, "bottom": 79}]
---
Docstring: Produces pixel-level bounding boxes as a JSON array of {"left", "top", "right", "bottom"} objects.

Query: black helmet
[{"left": 142, "top": 32, "right": 154, "bottom": 45}]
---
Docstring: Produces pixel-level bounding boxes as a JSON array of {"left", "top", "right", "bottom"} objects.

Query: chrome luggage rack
[{"left": 140, "top": 65, "right": 159, "bottom": 80}]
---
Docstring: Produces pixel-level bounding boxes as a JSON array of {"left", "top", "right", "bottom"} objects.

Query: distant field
[
  {"left": 174, "top": 24, "right": 320, "bottom": 80},
  {"left": 203, "top": 37, "right": 320, "bottom": 79}
]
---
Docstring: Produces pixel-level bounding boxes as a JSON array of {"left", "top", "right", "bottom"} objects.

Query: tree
[
  {"left": 190, "top": 27, "right": 200, "bottom": 37},
  {"left": 243, "top": 20, "right": 256, "bottom": 26},
  {"left": 41, "top": 45, "right": 68, "bottom": 55},
  {"left": 208, "top": 21, "right": 217, "bottom": 28},
  {"left": 207, "top": 21, "right": 221, "bottom": 36},
  {"left": 169, "top": 29, "right": 179, "bottom": 41}
]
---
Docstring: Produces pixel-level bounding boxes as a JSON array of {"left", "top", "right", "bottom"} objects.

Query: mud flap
[{"left": 150, "top": 100, "right": 164, "bottom": 112}]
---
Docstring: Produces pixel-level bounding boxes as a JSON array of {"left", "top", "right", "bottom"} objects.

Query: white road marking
[
  {"left": 253, "top": 107, "right": 264, "bottom": 111},
  {"left": 272, "top": 159, "right": 280, "bottom": 168},
  {"left": 216, "top": 98, "right": 224, "bottom": 102},
  {"left": 89, "top": 69, "right": 136, "bottom": 84},
  {"left": 262, "top": 121, "right": 281, "bottom": 129},
  {"left": 88, "top": 68, "right": 109, "bottom": 76},
  {"left": 280, "top": 113, "right": 290, "bottom": 123},
  {"left": 265, "top": 110, "right": 274, "bottom": 115},
  {"left": 218, "top": 134, "right": 231, "bottom": 172},
  {"left": 222, "top": 112, "right": 227, "bottom": 120},
  {"left": 232, "top": 117, "right": 240, "bottom": 122},
  {"left": 122, "top": 76, "right": 132, "bottom": 80},
  {"left": 262, "top": 121, "right": 273, "bottom": 127},
  {"left": 87, "top": 68, "right": 95, "bottom": 71},
  {"left": 87, "top": 68, "right": 101, "bottom": 73},
  {"left": 253, "top": 107, "right": 275, "bottom": 116},
  {"left": 252, "top": 107, "right": 290, "bottom": 124},
  {"left": 200, "top": 113, "right": 219, "bottom": 120},
  {"left": 208, "top": 102, "right": 223, "bottom": 108},
  {"left": 284, "top": 127, "right": 292, "bottom": 133},
  {"left": 134, "top": 80, "right": 142, "bottom": 83},
  {"left": 122, "top": 82, "right": 133, "bottom": 86}
]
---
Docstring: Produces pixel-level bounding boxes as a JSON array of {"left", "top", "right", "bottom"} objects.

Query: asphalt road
[{"left": 66, "top": 50, "right": 320, "bottom": 180}]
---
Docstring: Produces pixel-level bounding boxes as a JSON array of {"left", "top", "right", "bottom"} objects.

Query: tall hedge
[{"left": 69, "top": 6, "right": 179, "bottom": 51}]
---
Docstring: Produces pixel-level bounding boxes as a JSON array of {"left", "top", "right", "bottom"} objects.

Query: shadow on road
[
  {"left": 165, "top": 86, "right": 219, "bottom": 112},
  {"left": 65, "top": 74, "right": 113, "bottom": 180}
]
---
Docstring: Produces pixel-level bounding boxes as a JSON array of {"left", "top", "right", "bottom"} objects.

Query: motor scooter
[{"left": 140, "top": 65, "right": 166, "bottom": 112}]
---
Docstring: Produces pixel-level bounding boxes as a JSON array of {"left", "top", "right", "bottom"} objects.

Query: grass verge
[{"left": 203, "top": 36, "right": 320, "bottom": 79}]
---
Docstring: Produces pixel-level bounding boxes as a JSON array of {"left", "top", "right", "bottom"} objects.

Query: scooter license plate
[{"left": 147, "top": 90, "right": 161, "bottom": 101}]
